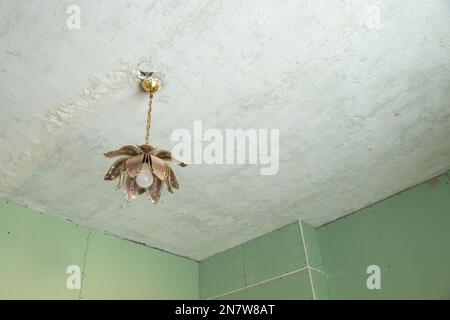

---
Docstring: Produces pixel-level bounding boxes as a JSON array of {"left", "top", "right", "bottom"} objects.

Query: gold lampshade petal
[
  {"left": 140, "top": 144, "right": 156, "bottom": 154},
  {"left": 104, "top": 145, "right": 141, "bottom": 158},
  {"left": 104, "top": 157, "right": 127, "bottom": 181},
  {"left": 150, "top": 155, "right": 167, "bottom": 181},
  {"left": 125, "top": 154, "right": 145, "bottom": 178},
  {"left": 115, "top": 172, "right": 124, "bottom": 191},
  {"left": 153, "top": 149, "right": 171, "bottom": 160},
  {"left": 167, "top": 166, "right": 179, "bottom": 190},
  {"left": 153, "top": 149, "right": 187, "bottom": 167},
  {"left": 124, "top": 175, "right": 138, "bottom": 202},
  {"left": 147, "top": 174, "right": 163, "bottom": 203}
]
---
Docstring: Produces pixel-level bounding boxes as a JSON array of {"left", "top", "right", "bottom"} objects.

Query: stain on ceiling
[{"left": 0, "top": 0, "right": 449, "bottom": 260}]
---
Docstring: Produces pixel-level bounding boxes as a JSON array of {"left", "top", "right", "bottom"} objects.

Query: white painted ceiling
[{"left": 1, "top": 0, "right": 449, "bottom": 260}]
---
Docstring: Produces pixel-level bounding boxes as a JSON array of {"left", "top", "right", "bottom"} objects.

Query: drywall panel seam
[
  {"left": 307, "top": 267, "right": 316, "bottom": 300},
  {"left": 78, "top": 229, "right": 92, "bottom": 300},
  {"left": 299, "top": 220, "right": 310, "bottom": 266},
  {"left": 299, "top": 220, "right": 316, "bottom": 300},
  {"left": 308, "top": 266, "right": 324, "bottom": 274},
  {"left": 320, "top": 229, "right": 334, "bottom": 300},
  {"left": 241, "top": 245, "right": 247, "bottom": 287},
  {"left": 206, "top": 266, "right": 317, "bottom": 300}
]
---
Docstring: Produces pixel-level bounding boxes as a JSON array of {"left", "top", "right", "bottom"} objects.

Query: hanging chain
[
  {"left": 140, "top": 74, "right": 161, "bottom": 145},
  {"left": 145, "top": 92, "right": 153, "bottom": 145}
]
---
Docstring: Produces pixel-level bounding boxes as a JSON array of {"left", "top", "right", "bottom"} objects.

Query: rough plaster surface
[{"left": 0, "top": 0, "right": 449, "bottom": 260}]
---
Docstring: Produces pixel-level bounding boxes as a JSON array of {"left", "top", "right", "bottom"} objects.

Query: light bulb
[{"left": 136, "top": 163, "right": 152, "bottom": 188}]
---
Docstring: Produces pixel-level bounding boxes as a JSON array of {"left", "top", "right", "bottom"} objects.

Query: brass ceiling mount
[
  {"left": 141, "top": 77, "right": 162, "bottom": 93},
  {"left": 139, "top": 71, "right": 162, "bottom": 93}
]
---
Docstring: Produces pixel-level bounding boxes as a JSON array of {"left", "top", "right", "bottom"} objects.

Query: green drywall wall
[
  {"left": 199, "top": 173, "right": 449, "bottom": 300},
  {"left": 317, "top": 173, "right": 450, "bottom": 299},
  {"left": 0, "top": 201, "right": 199, "bottom": 299},
  {"left": 310, "top": 269, "right": 329, "bottom": 300},
  {"left": 4, "top": 172, "right": 448, "bottom": 300},
  {"left": 0, "top": 202, "right": 89, "bottom": 299},
  {"left": 242, "top": 223, "right": 306, "bottom": 285},
  {"left": 200, "top": 222, "right": 326, "bottom": 300},
  {"left": 199, "top": 246, "right": 245, "bottom": 298}
]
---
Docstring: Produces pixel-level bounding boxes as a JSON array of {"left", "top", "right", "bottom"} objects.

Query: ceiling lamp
[{"left": 104, "top": 72, "right": 187, "bottom": 203}]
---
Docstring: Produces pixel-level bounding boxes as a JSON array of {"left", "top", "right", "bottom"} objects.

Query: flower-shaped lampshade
[{"left": 104, "top": 144, "right": 187, "bottom": 203}]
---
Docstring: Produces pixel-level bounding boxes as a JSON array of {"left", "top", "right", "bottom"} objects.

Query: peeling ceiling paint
[{"left": 0, "top": 0, "right": 449, "bottom": 260}]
